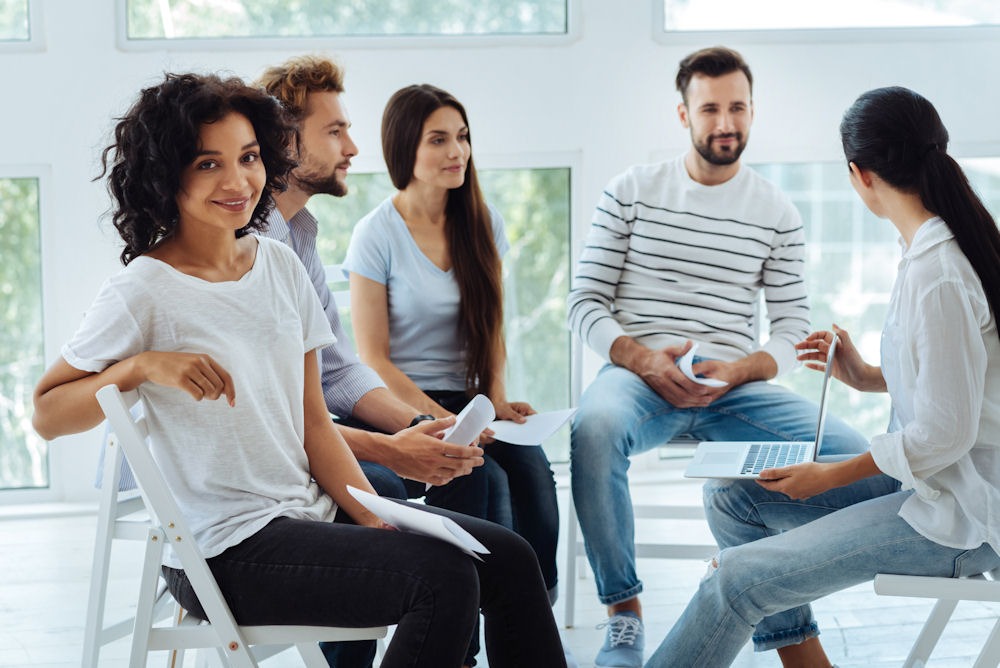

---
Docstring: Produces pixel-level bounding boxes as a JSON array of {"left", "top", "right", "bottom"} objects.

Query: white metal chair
[
  {"left": 95, "top": 384, "right": 387, "bottom": 667},
  {"left": 873, "top": 571, "right": 1000, "bottom": 667},
  {"left": 562, "top": 340, "right": 717, "bottom": 628}
]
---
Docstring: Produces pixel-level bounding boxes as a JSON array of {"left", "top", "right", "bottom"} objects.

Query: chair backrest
[
  {"left": 94, "top": 384, "right": 388, "bottom": 667},
  {"left": 83, "top": 407, "right": 176, "bottom": 668},
  {"left": 95, "top": 384, "right": 259, "bottom": 665}
]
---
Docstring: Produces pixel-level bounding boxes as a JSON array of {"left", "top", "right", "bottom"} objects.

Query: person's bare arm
[
  {"left": 33, "top": 352, "right": 234, "bottom": 440},
  {"left": 301, "top": 350, "right": 386, "bottom": 527},
  {"left": 796, "top": 326, "right": 887, "bottom": 392},
  {"left": 336, "top": 417, "right": 484, "bottom": 486},
  {"left": 350, "top": 273, "right": 451, "bottom": 418}
]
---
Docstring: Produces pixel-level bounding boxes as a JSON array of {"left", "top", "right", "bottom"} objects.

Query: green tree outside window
[{"left": 0, "top": 177, "right": 47, "bottom": 489}]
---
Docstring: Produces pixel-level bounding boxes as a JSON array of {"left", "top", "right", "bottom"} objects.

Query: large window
[
  {"left": 0, "top": 0, "right": 28, "bottom": 40},
  {"left": 310, "top": 167, "right": 573, "bottom": 461},
  {"left": 661, "top": 0, "right": 1000, "bottom": 32},
  {"left": 125, "top": 0, "right": 569, "bottom": 40},
  {"left": 754, "top": 159, "right": 1000, "bottom": 440},
  {"left": 0, "top": 177, "right": 46, "bottom": 489}
]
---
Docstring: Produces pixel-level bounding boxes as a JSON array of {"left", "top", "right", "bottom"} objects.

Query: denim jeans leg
[
  {"left": 570, "top": 364, "right": 694, "bottom": 604},
  {"left": 701, "top": 470, "right": 901, "bottom": 649},
  {"left": 484, "top": 441, "right": 560, "bottom": 593},
  {"left": 647, "top": 481, "right": 1000, "bottom": 667}
]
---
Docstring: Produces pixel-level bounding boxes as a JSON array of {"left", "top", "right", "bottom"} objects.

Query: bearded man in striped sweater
[{"left": 567, "top": 46, "right": 869, "bottom": 668}]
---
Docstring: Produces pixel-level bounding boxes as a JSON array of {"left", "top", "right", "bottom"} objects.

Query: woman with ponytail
[
  {"left": 646, "top": 86, "right": 1000, "bottom": 667},
  {"left": 345, "top": 84, "right": 562, "bottom": 667}
]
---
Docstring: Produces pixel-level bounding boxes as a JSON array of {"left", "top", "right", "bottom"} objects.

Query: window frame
[
  {"left": 651, "top": 0, "right": 1000, "bottom": 45},
  {"left": 116, "top": 0, "right": 581, "bottom": 51},
  {"left": 0, "top": 163, "right": 52, "bottom": 504},
  {"left": 0, "top": 0, "right": 45, "bottom": 52}
]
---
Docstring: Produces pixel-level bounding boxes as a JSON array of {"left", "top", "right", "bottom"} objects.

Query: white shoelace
[{"left": 597, "top": 615, "right": 642, "bottom": 647}]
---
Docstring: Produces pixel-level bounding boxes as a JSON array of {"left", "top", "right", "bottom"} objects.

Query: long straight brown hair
[{"left": 382, "top": 84, "right": 504, "bottom": 395}]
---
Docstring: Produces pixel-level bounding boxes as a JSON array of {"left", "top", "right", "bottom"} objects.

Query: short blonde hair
[{"left": 256, "top": 55, "right": 344, "bottom": 120}]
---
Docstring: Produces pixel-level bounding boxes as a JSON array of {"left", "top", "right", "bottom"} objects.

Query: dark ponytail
[{"left": 841, "top": 86, "right": 1000, "bottom": 335}]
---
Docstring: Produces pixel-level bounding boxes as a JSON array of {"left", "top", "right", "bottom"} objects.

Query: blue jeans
[
  {"left": 570, "top": 363, "right": 870, "bottom": 605},
  {"left": 163, "top": 503, "right": 566, "bottom": 668},
  {"left": 645, "top": 469, "right": 1000, "bottom": 666}
]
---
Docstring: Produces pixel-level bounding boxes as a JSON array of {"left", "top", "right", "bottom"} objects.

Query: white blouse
[{"left": 870, "top": 217, "right": 1000, "bottom": 553}]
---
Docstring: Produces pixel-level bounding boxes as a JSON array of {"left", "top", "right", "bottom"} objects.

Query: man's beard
[
  {"left": 295, "top": 162, "right": 348, "bottom": 198},
  {"left": 693, "top": 132, "right": 746, "bottom": 166}
]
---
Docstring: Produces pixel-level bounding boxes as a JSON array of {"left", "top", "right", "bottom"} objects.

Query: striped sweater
[{"left": 568, "top": 156, "right": 809, "bottom": 376}]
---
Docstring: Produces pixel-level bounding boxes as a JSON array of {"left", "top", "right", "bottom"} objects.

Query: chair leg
[
  {"left": 130, "top": 527, "right": 168, "bottom": 668},
  {"left": 295, "top": 642, "right": 329, "bottom": 667},
  {"left": 902, "top": 598, "right": 959, "bottom": 668},
  {"left": 564, "top": 493, "right": 578, "bottom": 628},
  {"left": 973, "top": 617, "right": 1000, "bottom": 668},
  {"left": 83, "top": 437, "right": 126, "bottom": 668}
]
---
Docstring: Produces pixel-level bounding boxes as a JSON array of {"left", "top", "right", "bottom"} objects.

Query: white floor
[{"left": 1, "top": 468, "right": 998, "bottom": 667}]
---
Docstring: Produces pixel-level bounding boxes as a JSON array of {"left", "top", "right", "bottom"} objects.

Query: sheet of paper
[
  {"left": 441, "top": 393, "right": 495, "bottom": 446},
  {"left": 487, "top": 408, "right": 578, "bottom": 445},
  {"left": 677, "top": 343, "right": 729, "bottom": 387},
  {"left": 347, "top": 486, "right": 490, "bottom": 560},
  {"left": 427, "top": 394, "right": 496, "bottom": 490}
]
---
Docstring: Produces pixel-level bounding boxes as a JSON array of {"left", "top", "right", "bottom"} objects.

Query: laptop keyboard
[{"left": 741, "top": 443, "right": 811, "bottom": 475}]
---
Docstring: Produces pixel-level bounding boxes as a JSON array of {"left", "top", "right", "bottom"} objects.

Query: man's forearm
[
  {"left": 609, "top": 335, "right": 650, "bottom": 374},
  {"left": 337, "top": 423, "right": 393, "bottom": 465},
  {"left": 350, "top": 387, "right": 419, "bottom": 434},
  {"left": 730, "top": 351, "right": 778, "bottom": 385}
]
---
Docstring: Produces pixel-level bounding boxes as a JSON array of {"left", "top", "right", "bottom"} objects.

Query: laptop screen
[{"left": 813, "top": 335, "right": 839, "bottom": 449}]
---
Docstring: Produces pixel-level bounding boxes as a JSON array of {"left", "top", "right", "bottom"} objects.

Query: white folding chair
[
  {"left": 82, "top": 407, "right": 179, "bottom": 668},
  {"left": 95, "top": 384, "right": 387, "bottom": 667},
  {"left": 873, "top": 571, "right": 1000, "bottom": 667}
]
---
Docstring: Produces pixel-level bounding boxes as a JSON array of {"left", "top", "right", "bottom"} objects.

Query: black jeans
[
  {"left": 327, "top": 414, "right": 513, "bottom": 666},
  {"left": 425, "top": 390, "right": 560, "bottom": 595},
  {"left": 163, "top": 502, "right": 566, "bottom": 668}
]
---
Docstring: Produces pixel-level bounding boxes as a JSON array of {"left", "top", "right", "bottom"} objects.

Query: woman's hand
[
  {"left": 757, "top": 452, "right": 879, "bottom": 500},
  {"left": 137, "top": 351, "right": 235, "bottom": 406},
  {"left": 493, "top": 400, "right": 536, "bottom": 424},
  {"left": 756, "top": 461, "right": 839, "bottom": 499},
  {"left": 795, "top": 325, "right": 886, "bottom": 392}
]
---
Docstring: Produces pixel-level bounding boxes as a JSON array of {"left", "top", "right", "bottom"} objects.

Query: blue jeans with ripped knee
[
  {"left": 569, "top": 362, "right": 870, "bottom": 606},
  {"left": 644, "top": 470, "right": 1000, "bottom": 667}
]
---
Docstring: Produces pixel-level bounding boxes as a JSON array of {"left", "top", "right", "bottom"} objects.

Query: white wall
[{"left": 4, "top": 0, "right": 1000, "bottom": 503}]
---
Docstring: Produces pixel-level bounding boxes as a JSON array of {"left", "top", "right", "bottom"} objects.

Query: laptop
[{"left": 684, "top": 335, "right": 839, "bottom": 479}]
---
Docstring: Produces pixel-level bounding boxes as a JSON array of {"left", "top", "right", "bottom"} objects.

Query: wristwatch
[{"left": 408, "top": 414, "right": 436, "bottom": 428}]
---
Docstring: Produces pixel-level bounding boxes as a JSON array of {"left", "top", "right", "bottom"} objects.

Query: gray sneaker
[{"left": 594, "top": 612, "right": 644, "bottom": 668}]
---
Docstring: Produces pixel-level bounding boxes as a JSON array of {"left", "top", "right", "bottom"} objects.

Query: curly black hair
[{"left": 98, "top": 72, "right": 296, "bottom": 265}]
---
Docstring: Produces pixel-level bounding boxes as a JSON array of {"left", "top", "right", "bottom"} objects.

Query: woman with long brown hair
[{"left": 345, "top": 83, "right": 562, "bottom": 667}]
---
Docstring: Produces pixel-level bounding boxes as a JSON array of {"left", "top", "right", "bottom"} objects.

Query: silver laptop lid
[{"left": 813, "top": 335, "right": 839, "bottom": 450}]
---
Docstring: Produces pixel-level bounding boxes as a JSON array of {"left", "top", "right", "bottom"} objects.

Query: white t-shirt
[
  {"left": 62, "top": 237, "right": 337, "bottom": 566},
  {"left": 344, "top": 197, "right": 509, "bottom": 391}
]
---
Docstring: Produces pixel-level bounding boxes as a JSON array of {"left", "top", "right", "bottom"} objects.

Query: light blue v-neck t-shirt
[{"left": 343, "top": 197, "right": 509, "bottom": 392}]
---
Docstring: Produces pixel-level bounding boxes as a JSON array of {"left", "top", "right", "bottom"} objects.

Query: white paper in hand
[
  {"left": 677, "top": 343, "right": 728, "bottom": 387},
  {"left": 488, "top": 408, "right": 578, "bottom": 445},
  {"left": 347, "top": 486, "right": 490, "bottom": 560},
  {"left": 426, "top": 393, "right": 496, "bottom": 490},
  {"left": 442, "top": 394, "right": 495, "bottom": 445}
]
